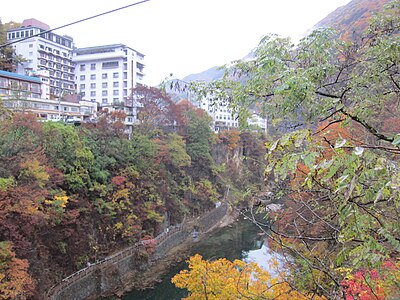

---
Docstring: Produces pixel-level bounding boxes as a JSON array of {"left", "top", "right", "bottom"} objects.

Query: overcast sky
[{"left": 2, "top": 0, "right": 351, "bottom": 86}]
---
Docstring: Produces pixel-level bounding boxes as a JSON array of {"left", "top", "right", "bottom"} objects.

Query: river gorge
[{"left": 123, "top": 213, "right": 276, "bottom": 300}]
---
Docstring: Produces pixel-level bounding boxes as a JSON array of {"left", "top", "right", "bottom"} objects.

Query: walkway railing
[{"left": 45, "top": 204, "right": 228, "bottom": 299}]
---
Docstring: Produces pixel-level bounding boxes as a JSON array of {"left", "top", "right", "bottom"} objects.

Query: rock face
[{"left": 310, "top": 0, "right": 391, "bottom": 40}]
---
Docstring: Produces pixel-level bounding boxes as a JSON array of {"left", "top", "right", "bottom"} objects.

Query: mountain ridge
[{"left": 179, "top": 0, "right": 391, "bottom": 85}]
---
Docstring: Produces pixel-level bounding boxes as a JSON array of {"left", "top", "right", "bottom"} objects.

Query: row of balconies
[
  {"left": 38, "top": 59, "right": 75, "bottom": 74},
  {"left": 0, "top": 82, "right": 41, "bottom": 93},
  {"left": 38, "top": 48, "right": 73, "bottom": 61}
]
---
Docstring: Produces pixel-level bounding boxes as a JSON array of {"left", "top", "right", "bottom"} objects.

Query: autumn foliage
[{"left": 172, "top": 254, "right": 326, "bottom": 300}]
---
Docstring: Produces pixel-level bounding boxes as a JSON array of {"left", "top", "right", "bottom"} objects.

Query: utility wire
[{"left": 0, "top": 0, "right": 150, "bottom": 48}]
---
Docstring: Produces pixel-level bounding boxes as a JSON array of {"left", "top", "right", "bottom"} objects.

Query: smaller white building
[
  {"left": 196, "top": 97, "right": 239, "bottom": 132},
  {"left": 195, "top": 96, "right": 267, "bottom": 133},
  {"left": 72, "top": 44, "right": 145, "bottom": 125},
  {"left": 0, "top": 70, "right": 96, "bottom": 122}
]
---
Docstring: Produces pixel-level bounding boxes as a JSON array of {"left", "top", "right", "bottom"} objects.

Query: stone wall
[{"left": 46, "top": 203, "right": 229, "bottom": 300}]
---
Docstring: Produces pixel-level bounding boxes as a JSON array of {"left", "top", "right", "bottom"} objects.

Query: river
[{"left": 123, "top": 214, "right": 277, "bottom": 300}]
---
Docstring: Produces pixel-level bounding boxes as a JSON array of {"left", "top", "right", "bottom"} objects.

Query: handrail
[{"left": 45, "top": 204, "right": 228, "bottom": 299}]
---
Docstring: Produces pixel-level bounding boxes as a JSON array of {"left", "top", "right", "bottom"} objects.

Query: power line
[{"left": 0, "top": 0, "right": 151, "bottom": 48}]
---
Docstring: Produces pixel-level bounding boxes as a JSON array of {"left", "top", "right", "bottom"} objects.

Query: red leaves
[
  {"left": 341, "top": 261, "right": 400, "bottom": 300},
  {"left": 111, "top": 175, "right": 127, "bottom": 187}
]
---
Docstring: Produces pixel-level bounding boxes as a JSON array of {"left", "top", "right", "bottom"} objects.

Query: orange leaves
[
  {"left": 172, "top": 254, "right": 326, "bottom": 300},
  {"left": 218, "top": 129, "right": 241, "bottom": 151},
  {"left": 0, "top": 241, "right": 35, "bottom": 299}
]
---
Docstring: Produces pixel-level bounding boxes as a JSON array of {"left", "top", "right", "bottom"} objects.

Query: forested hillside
[
  {"left": 172, "top": 1, "right": 400, "bottom": 299},
  {"left": 312, "top": 0, "right": 391, "bottom": 39},
  {"left": 0, "top": 86, "right": 266, "bottom": 298}
]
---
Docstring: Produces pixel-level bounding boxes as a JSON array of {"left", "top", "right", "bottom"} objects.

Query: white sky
[{"left": 2, "top": 0, "right": 351, "bottom": 86}]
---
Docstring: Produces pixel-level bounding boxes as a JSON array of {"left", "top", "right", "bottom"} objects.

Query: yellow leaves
[
  {"left": 44, "top": 195, "right": 69, "bottom": 209},
  {"left": 111, "top": 188, "right": 130, "bottom": 203},
  {"left": 172, "top": 254, "right": 327, "bottom": 300},
  {"left": 0, "top": 176, "right": 14, "bottom": 192},
  {"left": 144, "top": 201, "right": 164, "bottom": 223},
  {"left": 114, "top": 222, "right": 123, "bottom": 230},
  {"left": 19, "top": 159, "right": 49, "bottom": 188}
]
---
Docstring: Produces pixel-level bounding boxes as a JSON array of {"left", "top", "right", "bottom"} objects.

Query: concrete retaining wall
[{"left": 46, "top": 203, "right": 228, "bottom": 300}]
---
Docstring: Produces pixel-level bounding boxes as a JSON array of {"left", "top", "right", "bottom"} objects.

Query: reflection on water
[{"left": 123, "top": 215, "right": 274, "bottom": 300}]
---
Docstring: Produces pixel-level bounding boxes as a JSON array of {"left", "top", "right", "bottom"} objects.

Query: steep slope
[
  {"left": 182, "top": 66, "right": 225, "bottom": 83},
  {"left": 180, "top": 0, "right": 391, "bottom": 84},
  {"left": 311, "top": 0, "right": 391, "bottom": 40}
]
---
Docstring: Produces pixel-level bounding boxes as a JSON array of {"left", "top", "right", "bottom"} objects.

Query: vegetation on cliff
[
  {"left": 0, "top": 90, "right": 267, "bottom": 298},
  {"left": 172, "top": 1, "right": 400, "bottom": 299}
]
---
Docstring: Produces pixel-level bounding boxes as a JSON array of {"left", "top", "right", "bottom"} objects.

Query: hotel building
[
  {"left": 6, "top": 19, "right": 75, "bottom": 99},
  {"left": 72, "top": 44, "right": 145, "bottom": 124}
]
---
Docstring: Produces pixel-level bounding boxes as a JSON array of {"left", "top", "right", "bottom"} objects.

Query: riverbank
[
  {"left": 45, "top": 203, "right": 233, "bottom": 300},
  {"left": 123, "top": 209, "right": 273, "bottom": 300},
  {"left": 107, "top": 204, "right": 238, "bottom": 298}
]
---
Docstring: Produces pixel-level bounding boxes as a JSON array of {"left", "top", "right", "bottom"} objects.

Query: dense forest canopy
[
  {"left": 0, "top": 91, "right": 267, "bottom": 298},
  {"left": 172, "top": 1, "right": 400, "bottom": 299},
  {"left": 0, "top": 0, "right": 399, "bottom": 299}
]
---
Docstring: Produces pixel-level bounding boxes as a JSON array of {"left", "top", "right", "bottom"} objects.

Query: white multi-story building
[
  {"left": 72, "top": 44, "right": 145, "bottom": 124},
  {"left": 197, "top": 97, "right": 239, "bottom": 132},
  {"left": 196, "top": 96, "right": 267, "bottom": 133},
  {"left": 6, "top": 19, "right": 75, "bottom": 99}
]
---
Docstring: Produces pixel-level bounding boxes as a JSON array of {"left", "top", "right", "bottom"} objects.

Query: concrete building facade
[
  {"left": 0, "top": 70, "right": 96, "bottom": 122},
  {"left": 196, "top": 96, "right": 267, "bottom": 133},
  {"left": 6, "top": 19, "right": 75, "bottom": 99},
  {"left": 72, "top": 44, "right": 145, "bottom": 124}
]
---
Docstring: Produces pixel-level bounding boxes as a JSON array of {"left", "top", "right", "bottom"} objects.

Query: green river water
[{"left": 123, "top": 215, "right": 277, "bottom": 300}]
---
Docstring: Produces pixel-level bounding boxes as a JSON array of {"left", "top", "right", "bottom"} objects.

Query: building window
[
  {"left": 10, "top": 80, "right": 19, "bottom": 89},
  {"left": 113, "top": 72, "right": 119, "bottom": 78},
  {"left": 102, "top": 73, "right": 107, "bottom": 79},
  {"left": 113, "top": 82, "right": 119, "bottom": 88},
  {"left": 102, "top": 61, "right": 119, "bottom": 69},
  {"left": 80, "top": 84, "right": 85, "bottom": 90},
  {"left": 80, "top": 75, "right": 85, "bottom": 80},
  {"left": 90, "top": 91, "right": 96, "bottom": 97},
  {"left": 90, "top": 74, "right": 96, "bottom": 80},
  {"left": 29, "top": 44, "right": 33, "bottom": 48},
  {"left": 113, "top": 90, "right": 119, "bottom": 96},
  {"left": 20, "top": 82, "right": 29, "bottom": 91},
  {"left": 102, "top": 90, "right": 108, "bottom": 96},
  {"left": 80, "top": 64, "right": 86, "bottom": 71},
  {"left": 102, "top": 82, "right": 108, "bottom": 88},
  {"left": 81, "top": 92, "right": 86, "bottom": 97},
  {"left": 102, "top": 98, "right": 108, "bottom": 104},
  {"left": 90, "top": 63, "right": 96, "bottom": 70},
  {"left": 90, "top": 83, "right": 96, "bottom": 89}
]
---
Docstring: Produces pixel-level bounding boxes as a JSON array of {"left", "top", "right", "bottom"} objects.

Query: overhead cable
[{"left": 0, "top": 0, "right": 150, "bottom": 48}]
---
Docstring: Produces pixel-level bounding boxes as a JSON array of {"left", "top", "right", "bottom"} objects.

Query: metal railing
[{"left": 45, "top": 204, "right": 228, "bottom": 299}]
